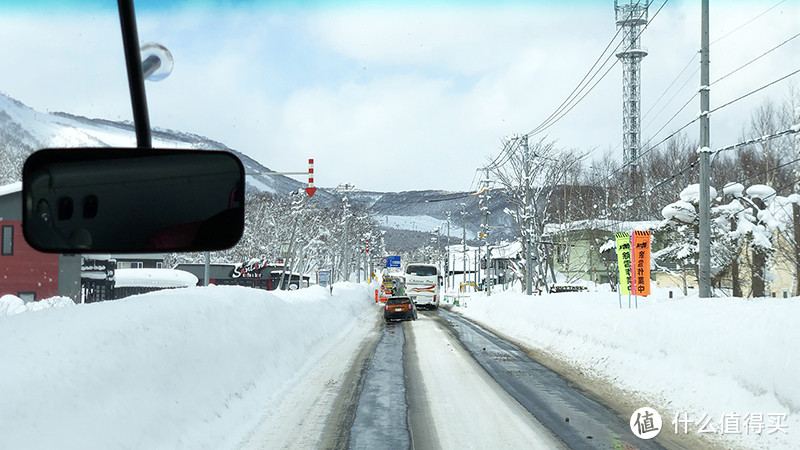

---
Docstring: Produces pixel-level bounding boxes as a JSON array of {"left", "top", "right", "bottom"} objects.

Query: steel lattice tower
[{"left": 615, "top": 0, "right": 648, "bottom": 171}]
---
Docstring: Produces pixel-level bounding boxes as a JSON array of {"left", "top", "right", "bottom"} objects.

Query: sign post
[
  {"left": 305, "top": 158, "right": 316, "bottom": 197},
  {"left": 385, "top": 256, "right": 401, "bottom": 269},
  {"left": 632, "top": 231, "right": 652, "bottom": 307},
  {"left": 245, "top": 158, "right": 317, "bottom": 197},
  {"left": 614, "top": 232, "right": 632, "bottom": 309},
  {"left": 318, "top": 269, "right": 330, "bottom": 287}
]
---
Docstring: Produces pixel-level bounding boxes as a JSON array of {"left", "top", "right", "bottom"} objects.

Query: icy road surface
[
  {"left": 243, "top": 306, "right": 657, "bottom": 449},
  {"left": 405, "top": 311, "right": 565, "bottom": 448}
]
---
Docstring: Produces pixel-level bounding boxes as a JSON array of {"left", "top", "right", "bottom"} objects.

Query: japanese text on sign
[
  {"left": 615, "top": 233, "right": 632, "bottom": 295},
  {"left": 632, "top": 231, "right": 651, "bottom": 296}
]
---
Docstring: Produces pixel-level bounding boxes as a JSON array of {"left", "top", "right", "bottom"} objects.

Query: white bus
[{"left": 404, "top": 263, "right": 440, "bottom": 310}]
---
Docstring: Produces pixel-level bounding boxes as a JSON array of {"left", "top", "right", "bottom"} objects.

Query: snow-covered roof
[
  {"left": 0, "top": 182, "right": 22, "bottom": 197},
  {"left": 543, "top": 219, "right": 661, "bottom": 234},
  {"left": 114, "top": 269, "right": 198, "bottom": 288},
  {"left": 490, "top": 241, "right": 522, "bottom": 259},
  {"left": 85, "top": 254, "right": 165, "bottom": 261}
]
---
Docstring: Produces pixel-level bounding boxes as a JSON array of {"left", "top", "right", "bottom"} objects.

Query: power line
[
  {"left": 709, "top": 67, "right": 800, "bottom": 115},
  {"left": 710, "top": 0, "right": 787, "bottom": 46},
  {"left": 724, "top": 154, "right": 800, "bottom": 188},
  {"left": 642, "top": 54, "right": 699, "bottom": 124},
  {"left": 486, "top": 1, "right": 660, "bottom": 170},
  {"left": 609, "top": 67, "right": 800, "bottom": 182},
  {"left": 523, "top": 2, "right": 635, "bottom": 137},
  {"left": 713, "top": 126, "right": 800, "bottom": 155},
  {"left": 616, "top": 124, "right": 800, "bottom": 206},
  {"left": 527, "top": 0, "right": 668, "bottom": 139},
  {"left": 712, "top": 32, "right": 800, "bottom": 86},
  {"left": 612, "top": 0, "right": 791, "bottom": 174}
]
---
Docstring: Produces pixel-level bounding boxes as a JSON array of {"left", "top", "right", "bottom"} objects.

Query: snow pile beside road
[
  {"left": 0, "top": 283, "right": 375, "bottom": 449},
  {"left": 454, "top": 289, "right": 799, "bottom": 449},
  {"left": 0, "top": 294, "right": 74, "bottom": 315}
]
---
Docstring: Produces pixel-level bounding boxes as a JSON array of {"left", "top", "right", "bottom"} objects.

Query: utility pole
[
  {"left": 461, "top": 202, "right": 467, "bottom": 286},
  {"left": 481, "top": 167, "right": 492, "bottom": 296},
  {"left": 446, "top": 212, "right": 452, "bottom": 290},
  {"left": 522, "top": 135, "right": 533, "bottom": 295},
  {"left": 698, "top": 0, "right": 712, "bottom": 298}
]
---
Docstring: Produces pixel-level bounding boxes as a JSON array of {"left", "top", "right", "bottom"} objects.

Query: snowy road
[
  {"left": 242, "top": 305, "right": 664, "bottom": 449},
  {"left": 405, "top": 310, "right": 566, "bottom": 449}
]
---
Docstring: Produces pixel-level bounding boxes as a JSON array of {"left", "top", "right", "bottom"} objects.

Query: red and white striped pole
[{"left": 305, "top": 158, "right": 317, "bottom": 197}]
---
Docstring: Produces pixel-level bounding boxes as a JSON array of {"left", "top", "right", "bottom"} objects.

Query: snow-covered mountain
[
  {"left": 0, "top": 92, "right": 513, "bottom": 247},
  {"left": 343, "top": 188, "right": 515, "bottom": 248},
  {"left": 0, "top": 92, "right": 309, "bottom": 196}
]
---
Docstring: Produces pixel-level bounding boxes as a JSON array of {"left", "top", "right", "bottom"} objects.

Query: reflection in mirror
[{"left": 23, "top": 148, "right": 245, "bottom": 253}]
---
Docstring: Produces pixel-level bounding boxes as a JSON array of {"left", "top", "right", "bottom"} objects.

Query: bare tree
[{"left": 491, "top": 135, "right": 585, "bottom": 291}]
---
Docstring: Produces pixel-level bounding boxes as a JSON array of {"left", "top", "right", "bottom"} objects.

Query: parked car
[{"left": 383, "top": 296, "right": 417, "bottom": 322}]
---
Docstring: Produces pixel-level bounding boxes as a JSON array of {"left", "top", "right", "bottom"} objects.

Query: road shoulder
[
  {"left": 445, "top": 309, "right": 729, "bottom": 450},
  {"left": 238, "top": 312, "right": 383, "bottom": 449}
]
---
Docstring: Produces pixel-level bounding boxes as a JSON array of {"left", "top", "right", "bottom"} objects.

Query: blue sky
[{"left": 0, "top": 1, "right": 798, "bottom": 192}]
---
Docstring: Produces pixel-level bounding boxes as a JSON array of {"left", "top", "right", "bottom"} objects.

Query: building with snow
[
  {"left": 0, "top": 182, "right": 80, "bottom": 302},
  {"left": 174, "top": 260, "right": 310, "bottom": 290}
]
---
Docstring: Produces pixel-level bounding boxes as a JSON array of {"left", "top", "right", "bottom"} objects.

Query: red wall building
[
  {"left": 0, "top": 183, "right": 80, "bottom": 302},
  {"left": 0, "top": 220, "right": 60, "bottom": 301}
]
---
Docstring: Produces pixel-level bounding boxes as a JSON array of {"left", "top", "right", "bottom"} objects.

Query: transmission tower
[{"left": 615, "top": 0, "right": 648, "bottom": 172}]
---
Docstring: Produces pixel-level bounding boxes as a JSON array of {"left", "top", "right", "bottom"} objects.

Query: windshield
[
  {"left": 387, "top": 297, "right": 411, "bottom": 306},
  {"left": 1, "top": 1, "right": 799, "bottom": 449},
  {"left": 406, "top": 265, "right": 437, "bottom": 276}
]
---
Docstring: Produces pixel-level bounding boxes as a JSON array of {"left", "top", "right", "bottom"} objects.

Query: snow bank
[
  {"left": 454, "top": 290, "right": 799, "bottom": 449},
  {"left": 0, "top": 294, "right": 74, "bottom": 316},
  {"left": 0, "top": 283, "right": 375, "bottom": 449}
]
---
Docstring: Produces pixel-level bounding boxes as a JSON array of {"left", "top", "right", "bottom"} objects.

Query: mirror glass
[{"left": 22, "top": 148, "right": 245, "bottom": 253}]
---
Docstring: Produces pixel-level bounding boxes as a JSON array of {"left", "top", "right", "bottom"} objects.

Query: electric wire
[
  {"left": 485, "top": 0, "right": 656, "bottom": 170},
  {"left": 642, "top": 55, "right": 699, "bottom": 123},
  {"left": 708, "top": 67, "right": 800, "bottom": 116},
  {"left": 526, "top": 0, "right": 668, "bottom": 138},
  {"left": 712, "top": 32, "right": 800, "bottom": 86},
  {"left": 605, "top": 66, "right": 800, "bottom": 184},
  {"left": 640, "top": 30, "right": 800, "bottom": 147},
  {"left": 709, "top": 0, "right": 787, "bottom": 46},
  {"left": 608, "top": 0, "right": 792, "bottom": 178},
  {"left": 522, "top": 3, "right": 632, "bottom": 137},
  {"left": 488, "top": 0, "right": 668, "bottom": 171},
  {"left": 619, "top": 125, "right": 799, "bottom": 207},
  {"left": 712, "top": 126, "right": 800, "bottom": 155}
]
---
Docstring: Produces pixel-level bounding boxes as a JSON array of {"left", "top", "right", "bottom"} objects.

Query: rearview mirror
[{"left": 23, "top": 148, "right": 245, "bottom": 253}]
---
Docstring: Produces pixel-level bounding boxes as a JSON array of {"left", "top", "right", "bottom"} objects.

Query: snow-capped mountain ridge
[
  {"left": 0, "top": 91, "right": 511, "bottom": 245},
  {"left": 0, "top": 91, "right": 307, "bottom": 195}
]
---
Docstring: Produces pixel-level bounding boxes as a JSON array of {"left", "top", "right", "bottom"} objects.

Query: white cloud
[{"left": 0, "top": 1, "right": 798, "bottom": 192}]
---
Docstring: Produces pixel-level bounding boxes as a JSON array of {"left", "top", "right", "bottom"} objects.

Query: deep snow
[
  {"left": 452, "top": 285, "right": 799, "bottom": 450},
  {"left": 0, "top": 283, "right": 375, "bottom": 449},
  {"left": 2, "top": 282, "right": 798, "bottom": 449}
]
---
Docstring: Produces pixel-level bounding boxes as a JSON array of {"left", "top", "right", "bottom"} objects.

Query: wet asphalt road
[
  {"left": 348, "top": 321, "right": 410, "bottom": 450},
  {"left": 345, "top": 308, "right": 664, "bottom": 449},
  {"left": 440, "top": 309, "right": 663, "bottom": 449}
]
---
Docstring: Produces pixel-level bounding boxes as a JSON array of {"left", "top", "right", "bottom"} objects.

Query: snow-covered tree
[
  {"left": 658, "top": 181, "right": 795, "bottom": 297},
  {"left": 491, "top": 135, "right": 585, "bottom": 292},
  {"left": 167, "top": 190, "right": 383, "bottom": 285}
]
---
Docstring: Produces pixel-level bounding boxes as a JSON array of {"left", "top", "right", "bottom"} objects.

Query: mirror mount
[{"left": 118, "top": 0, "right": 152, "bottom": 148}]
